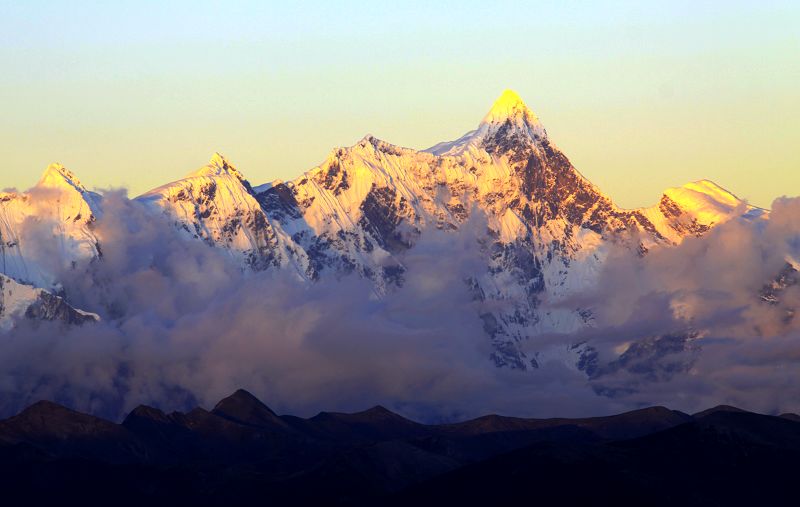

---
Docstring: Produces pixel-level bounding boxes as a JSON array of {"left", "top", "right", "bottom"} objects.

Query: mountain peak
[
  {"left": 213, "top": 388, "right": 267, "bottom": 408},
  {"left": 211, "top": 389, "right": 289, "bottom": 430},
  {"left": 125, "top": 404, "right": 170, "bottom": 422},
  {"left": 209, "top": 151, "right": 231, "bottom": 169},
  {"left": 692, "top": 405, "right": 747, "bottom": 418},
  {"left": 426, "top": 89, "right": 546, "bottom": 155},
  {"left": 354, "top": 134, "right": 394, "bottom": 151},
  {"left": 205, "top": 152, "right": 235, "bottom": 173},
  {"left": 186, "top": 153, "right": 249, "bottom": 184},
  {"left": 657, "top": 179, "right": 762, "bottom": 226},
  {"left": 673, "top": 180, "right": 742, "bottom": 208},
  {"left": 36, "top": 163, "right": 88, "bottom": 193},
  {"left": 482, "top": 89, "right": 539, "bottom": 125},
  {"left": 481, "top": 90, "right": 541, "bottom": 128}
]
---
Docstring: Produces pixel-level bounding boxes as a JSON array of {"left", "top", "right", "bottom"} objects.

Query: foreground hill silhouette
[{"left": 1, "top": 391, "right": 799, "bottom": 505}]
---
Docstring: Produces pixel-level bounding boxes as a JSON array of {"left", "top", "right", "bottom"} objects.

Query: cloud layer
[{"left": 2, "top": 192, "right": 800, "bottom": 421}]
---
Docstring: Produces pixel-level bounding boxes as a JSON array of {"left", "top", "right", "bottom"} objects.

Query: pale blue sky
[{"left": 1, "top": 1, "right": 798, "bottom": 207}]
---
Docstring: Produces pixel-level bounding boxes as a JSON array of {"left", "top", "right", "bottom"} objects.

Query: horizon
[{"left": 3, "top": 1, "right": 799, "bottom": 209}]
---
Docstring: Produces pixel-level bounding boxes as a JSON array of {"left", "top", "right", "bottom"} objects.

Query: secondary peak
[
  {"left": 209, "top": 152, "right": 233, "bottom": 170},
  {"left": 37, "top": 163, "right": 88, "bottom": 193},
  {"left": 188, "top": 153, "right": 247, "bottom": 182}
]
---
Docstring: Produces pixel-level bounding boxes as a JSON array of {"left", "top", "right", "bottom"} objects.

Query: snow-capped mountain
[
  {"left": 137, "top": 153, "right": 308, "bottom": 276},
  {"left": 135, "top": 90, "right": 759, "bottom": 369},
  {"left": 0, "top": 90, "right": 764, "bottom": 369},
  {"left": 0, "top": 165, "right": 102, "bottom": 329},
  {"left": 1, "top": 164, "right": 101, "bottom": 290}
]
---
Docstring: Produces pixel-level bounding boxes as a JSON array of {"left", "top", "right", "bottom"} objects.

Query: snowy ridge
[{"left": 638, "top": 180, "right": 765, "bottom": 244}]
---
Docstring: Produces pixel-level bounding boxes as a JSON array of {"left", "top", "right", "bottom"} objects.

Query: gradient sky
[{"left": 1, "top": 1, "right": 797, "bottom": 208}]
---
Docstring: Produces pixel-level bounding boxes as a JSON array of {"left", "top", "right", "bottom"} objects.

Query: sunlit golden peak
[
  {"left": 482, "top": 89, "right": 539, "bottom": 125},
  {"left": 210, "top": 152, "right": 231, "bottom": 168},
  {"left": 185, "top": 153, "right": 248, "bottom": 182},
  {"left": 37, "top": 163, "right": 86, "bottom": 191}
]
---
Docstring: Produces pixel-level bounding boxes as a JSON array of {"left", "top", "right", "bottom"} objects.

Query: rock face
[{"left": 0, "top": 90, "right": 763, "bottom": 369}]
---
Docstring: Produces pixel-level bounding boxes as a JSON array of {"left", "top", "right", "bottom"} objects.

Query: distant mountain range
[
  {"left": 1, "top": 391, "right": 798, "bottom": 505},
  {"left": 0, "top": 90, "right": 776, "bottom": 372}
]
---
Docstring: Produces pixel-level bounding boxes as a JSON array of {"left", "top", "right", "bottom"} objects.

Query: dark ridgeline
[{"left": 0, "top": 392, "right": 798, "bottom": 506}]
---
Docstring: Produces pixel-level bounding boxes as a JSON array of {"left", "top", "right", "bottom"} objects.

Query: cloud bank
[{"left": 2, "top": 191, "right": 800, "bottom": 421}]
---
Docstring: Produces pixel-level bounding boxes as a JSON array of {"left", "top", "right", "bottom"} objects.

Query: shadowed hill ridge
[
  {"left": 692, "top": 404, "right": 748, "bottom": 418},
  {"left": 211, "top": 389, "right": 290, "bottom": 430},
  {"left": 2, "top": 394, "right": 797, "bottom": 505}
]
